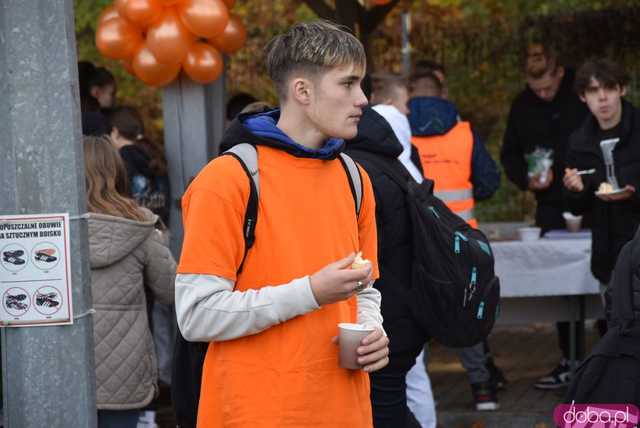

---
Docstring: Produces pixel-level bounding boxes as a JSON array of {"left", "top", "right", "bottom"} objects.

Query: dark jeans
[
  {"left": 97, "top": 409, "right": 139, "bottom": 428},
  {"left": 557, "top": 321, "right": 585, "bottom": 361},
  {"left": 370, "top": 371, "right": 422, "bottom": 428}
]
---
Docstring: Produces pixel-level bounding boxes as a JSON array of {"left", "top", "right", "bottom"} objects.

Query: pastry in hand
[
  {"left": 351, "top": 252, "right": 370, "bottom": 269},
  {"left": 598, "top": 182, "right": 614, "bottom": 194}
]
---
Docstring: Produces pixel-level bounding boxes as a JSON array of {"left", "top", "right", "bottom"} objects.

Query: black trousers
[
  {"left": 370, "top": 315, "right": 428, "bottom": 428},
  {"left": 370, "top": 370, "right": 422, "bottom": 428}
]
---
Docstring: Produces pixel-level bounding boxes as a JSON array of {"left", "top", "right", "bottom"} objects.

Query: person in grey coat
[{"left": 83, "top": 135, "right": 176, "bottom": 428}]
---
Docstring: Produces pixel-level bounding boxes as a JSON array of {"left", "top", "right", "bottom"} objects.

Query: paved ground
[{"left": 429, "top": 323, "right": 600, "bottom": 428}]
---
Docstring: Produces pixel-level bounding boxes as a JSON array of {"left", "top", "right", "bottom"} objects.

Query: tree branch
[
  {"left": 362, "top": 0, "right": 400, "bottom": 35},
  {"left": 302, "top": 0, "right": 335, "bottom": 21}
]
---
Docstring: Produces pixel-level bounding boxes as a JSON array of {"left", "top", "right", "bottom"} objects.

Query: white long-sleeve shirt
[{"left": 175, "top": 273, "right": 383, "bottom": 342}]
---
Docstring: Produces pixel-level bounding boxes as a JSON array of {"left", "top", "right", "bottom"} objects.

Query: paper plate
[{"left": 595, "top": 188, "right": 627, "bottom": 196}]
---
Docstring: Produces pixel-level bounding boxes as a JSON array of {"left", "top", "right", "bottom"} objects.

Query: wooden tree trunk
[{"left": 302, "top": 0, "right": 400, "bottom": 70}]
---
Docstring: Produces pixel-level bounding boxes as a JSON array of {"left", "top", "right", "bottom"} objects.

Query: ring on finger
[{"left": 355, "top": 280, "right": 366, "bottom": 292}]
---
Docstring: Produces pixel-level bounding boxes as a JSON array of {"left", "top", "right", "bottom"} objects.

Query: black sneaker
[
  {"left": 534, "top": 360, "right": 573, "bottom": 390},
  {"left": 471, "top": 381, "right": 499, "bottom": 411},
  {"left": 2, "top": 255, "right": 25, "bottom": 265},
  {"left": 487, "top": 357, "right": 507, "bottom": 390}
]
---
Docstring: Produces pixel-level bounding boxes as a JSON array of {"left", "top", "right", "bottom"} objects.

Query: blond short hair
[
  {"left": 371, "top": 73, "right": 407, "bottom": 104},
  {"left": 264, "top": 20, "right": 366, "bottom": 100}
]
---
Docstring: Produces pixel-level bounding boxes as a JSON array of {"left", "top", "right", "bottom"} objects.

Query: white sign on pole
[{"left": 0, "top": 213, "right": 73, "bottom": 326}]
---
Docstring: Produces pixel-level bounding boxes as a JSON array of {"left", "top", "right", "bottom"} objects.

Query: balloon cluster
[{"left": 96, "top": 0, "right": 246, "bottom": 87}]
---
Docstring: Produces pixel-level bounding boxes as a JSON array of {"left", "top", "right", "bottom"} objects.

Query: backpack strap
[
  {"left": 338, "top": 152, "right": 362, "bottom": 217},
  {"left": 222, "top": 146, "right": 363, "bottom": 274},
  {"left": 224, "top": 143, "right": 259, "bottom": 274},
  {"left": 347, "top": 148, "right": 414, "bottom": 193}
]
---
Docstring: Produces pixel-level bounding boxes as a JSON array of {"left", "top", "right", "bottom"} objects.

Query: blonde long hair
[{"left": 83, "top": 136, "right": 145, "bottom": 221}]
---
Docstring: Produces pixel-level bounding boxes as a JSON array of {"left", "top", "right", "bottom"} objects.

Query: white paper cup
[
  {"left": 562, "top": 212, "right": 583, "bottom": 233},
  {"left": 338, "top": 323, "right": 374, "bottom": 370},
  {"left": 517, "top": 227, "right": 541, "bottom": 241}
]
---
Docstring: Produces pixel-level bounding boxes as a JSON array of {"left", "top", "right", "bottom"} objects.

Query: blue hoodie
[
  {"left": 408, "top": 97, "right": 460, "bottom": 137},
  {"left": 236, "top": 109, "right": 345, "bottom": 160},
  {"left": 407, "top": 97, "right": 500, "bottom": 201}
]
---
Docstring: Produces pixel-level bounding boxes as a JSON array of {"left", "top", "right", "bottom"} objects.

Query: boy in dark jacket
[
  {"left": 564, "top": 58, "right": 640, "bottom": 290},
  {"left": 501, "top": 44, "right": 589, "bottom": 233},
  {"left": 347, "top": 106, "right": 427, "bottom": 428},
  {"left": 408, "top": 69, "right": 502, "bottom": 412},
  {"left": 501, "top": 44, "right": 590, "bottom": 390}
]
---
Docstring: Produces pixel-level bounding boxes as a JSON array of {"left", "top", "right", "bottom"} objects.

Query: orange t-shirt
[{"left": 178, "top": 145, "right": 379, "bottom": 428}]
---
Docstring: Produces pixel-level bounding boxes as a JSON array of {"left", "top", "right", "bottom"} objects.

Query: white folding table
[{"left": 491, "top": 232, "right": 604, "bottom": 362}]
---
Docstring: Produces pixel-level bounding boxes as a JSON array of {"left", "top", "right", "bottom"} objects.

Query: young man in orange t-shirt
[{"left": 175, "top": 21, "right": 389, "bottom": 428}]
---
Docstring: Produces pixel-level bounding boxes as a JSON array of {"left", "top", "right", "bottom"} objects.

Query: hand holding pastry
[
  {"left": 309, "top": 253, "right": 372, "bottom": 306},
  {"left": 351, "top": 252, "right": 371, "bottom": 270}
]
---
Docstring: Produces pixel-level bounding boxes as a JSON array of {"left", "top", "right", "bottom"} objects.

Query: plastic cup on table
[
  {"left": 563, "top": 212, "right": 583, "bottom": 233},
  {"left": 517, "top": 227, "right": 541, "bottom": 241}
]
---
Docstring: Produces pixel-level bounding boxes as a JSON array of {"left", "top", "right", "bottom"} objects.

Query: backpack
[
  {"left": 172, "top": 144, "right": 363, "bottom": 428},
  {"left": 348, "top": 149, "right": 500, "bottom": 348},
  {"left": 565, "top": 226, "right": 640, "bottom": 407}
]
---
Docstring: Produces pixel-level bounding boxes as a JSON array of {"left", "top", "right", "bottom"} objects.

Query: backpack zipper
[
  {"left": 477, "top": 301, "right": 485, "bottom": 319},
  {"left": 454, "top": 232, "right": 468, "bottom": 255},
  {"left": 463, "top": 267, "right": 478, "bottom": 308},
  {"left": 469, "top": 267, "right": 477, "bottom": 301}
]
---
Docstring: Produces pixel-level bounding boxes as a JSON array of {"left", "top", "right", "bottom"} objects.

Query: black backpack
[
  {"left": 172, "top": 144, "right": 363, "bottom": 428},
  {"left": 349, "top": 150, "right": 500, "bottom": 348}
]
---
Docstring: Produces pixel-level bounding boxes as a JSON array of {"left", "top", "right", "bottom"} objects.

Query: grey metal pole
[
  {"left": 401, "top": 12, "right": 411, "bottom": 76},
  {"left": 163, "top": 70, "right": 226, "bottom": 260},
  {"left": 0, "top": 1, "right": 97, "bottom": 427}
]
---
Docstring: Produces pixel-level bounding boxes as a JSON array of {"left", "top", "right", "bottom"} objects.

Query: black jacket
[
  {"left": 565, "top": 100, "right": 640, "bottom": 283},
  {"left": 501, "top": 69, "right": 590, "bottom": 230},
  {"left": 566, "top": 228, "right": 640, "bottom": 406},
  {"left": 345, "top": 108, "right": 428, "bottom": 371}
]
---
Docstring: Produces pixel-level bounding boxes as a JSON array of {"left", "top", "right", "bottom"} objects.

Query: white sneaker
[{"left": 137, "top": 410, "right": 158, "bottom": 428}]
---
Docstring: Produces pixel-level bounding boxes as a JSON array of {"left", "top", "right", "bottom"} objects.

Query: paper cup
[
  {"left": 562, "top": 212, "right": 583, "bottom": 233},
  {"left": 517, "top": 227, "right": 541, "bottom": 241},
  {"left": 338, "top": 323, "right": 374, "bottom": 370}
]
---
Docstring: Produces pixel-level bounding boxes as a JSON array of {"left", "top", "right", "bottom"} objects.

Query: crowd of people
[
  {"left": 79, "top": 61, "right": 176, "bottom": 428},
  {"left": 77, "top": 18, "right": 639, "bottom": 428}
]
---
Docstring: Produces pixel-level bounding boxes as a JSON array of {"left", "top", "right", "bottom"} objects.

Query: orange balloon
[
  {"left": 114, "top": 0, "right": 129, "bottom": 16},
  {"left": 96, "top": 17, "right": 143, "bottom": 60},
  {"left": 124, "top": 0, "right": 163, "bottom": 28},
  {"left": 98, "top": 5, "right": 120, "bottom": 26},
  {"left": 183, "top": 42, "right": 223, "bottom": 84},
  {"left": 179, "top": 0, "right": 229, "bottom": 38},
  {"left": 132, "top": 44, "right": 181, "bottom": 86},
  {"left": 222, "top": 0, "right": 235, "bottom": 8},
  {"left": 158, "top": 0, "right": 181, "bottom": 4},
  {"left": 146, "top": 9, "right": 195, "bottom": 64},
  {"left": 208, "top": 15, "right": 246, "bottom": 54}
]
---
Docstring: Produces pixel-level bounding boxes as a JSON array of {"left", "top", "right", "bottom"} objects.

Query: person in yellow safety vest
[{"left": 408, "top": 71, "right": 500, "bottom": 228}]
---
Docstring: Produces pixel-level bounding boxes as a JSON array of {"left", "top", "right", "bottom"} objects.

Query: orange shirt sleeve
[
  {"left": 356, "top": 165, "right": 380, "bottom": 280},
  {"left": 177, "top": 156, "right": 250, "bottom": 281}
]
